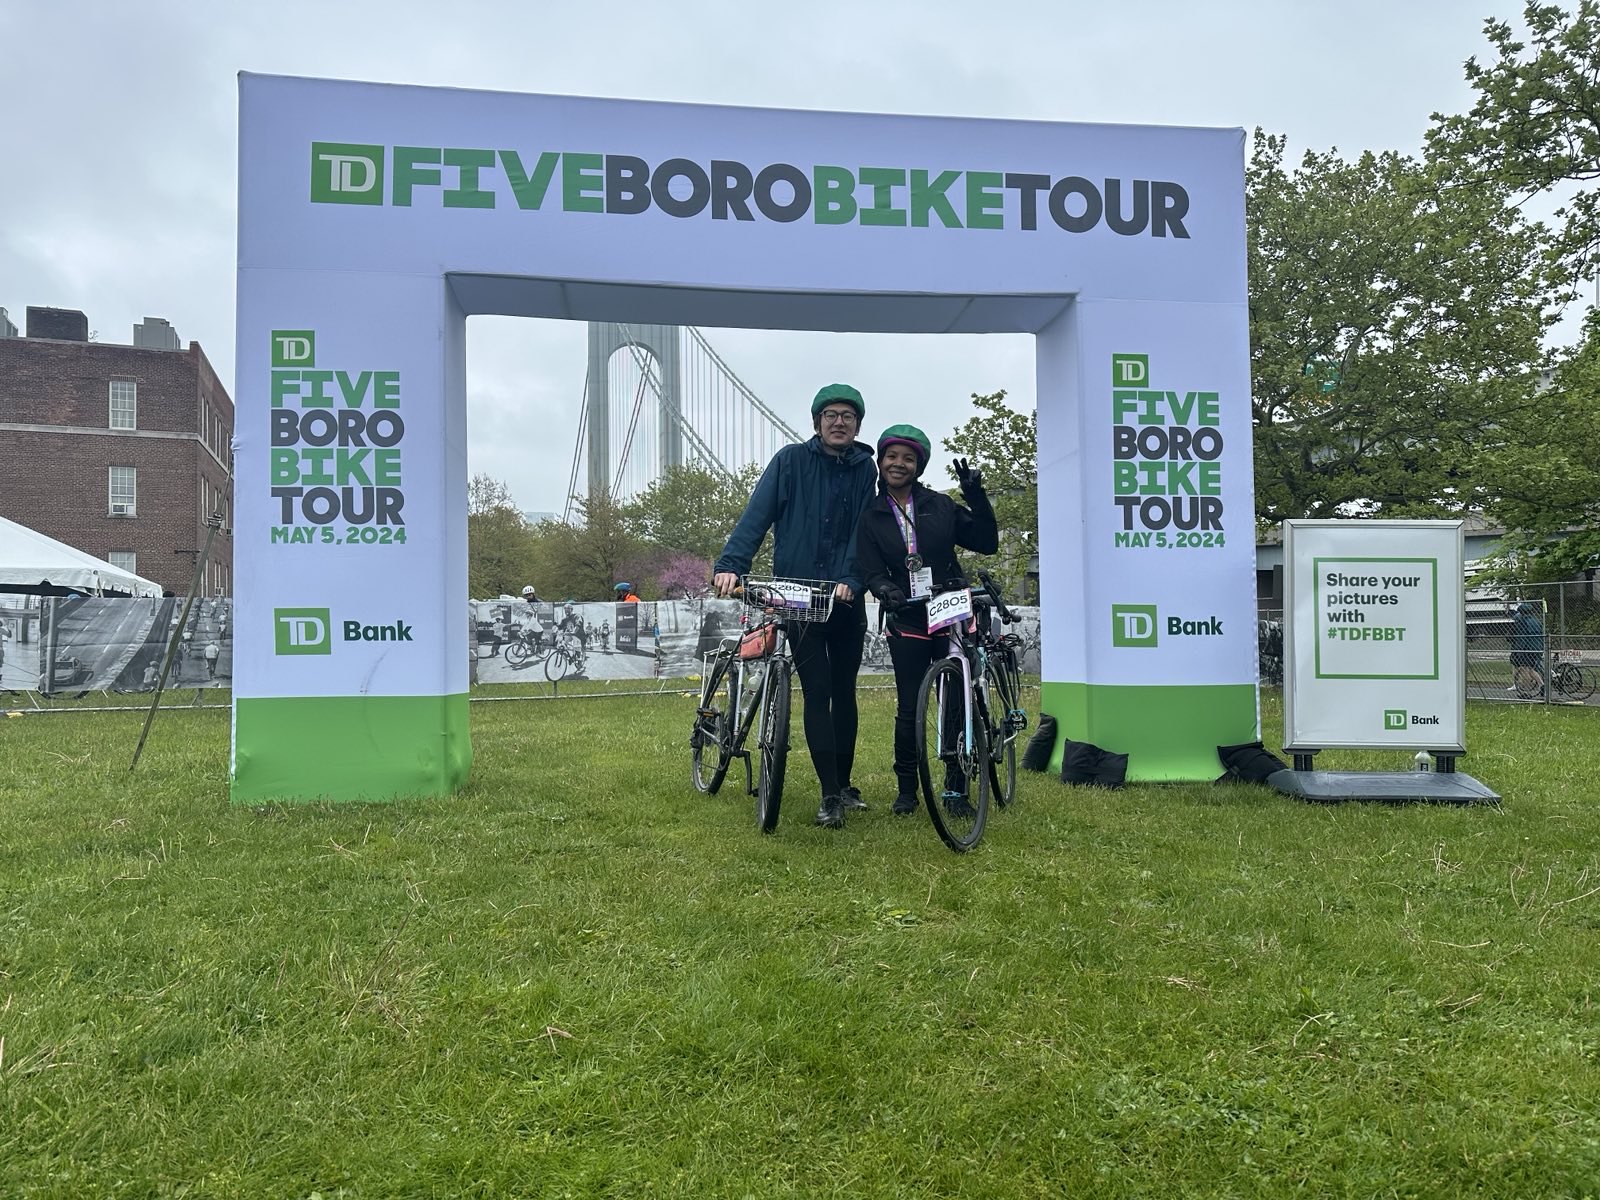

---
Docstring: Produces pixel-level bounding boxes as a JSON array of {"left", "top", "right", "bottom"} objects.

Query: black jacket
[{"left": 857, "top": 480, "right": 998, "bottom": 634}]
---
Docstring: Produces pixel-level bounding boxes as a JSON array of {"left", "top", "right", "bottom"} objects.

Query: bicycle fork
[{"left": 937, "top": 647, "right": 977, "bottom": 780}]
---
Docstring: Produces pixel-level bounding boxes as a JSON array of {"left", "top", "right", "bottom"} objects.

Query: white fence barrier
[{"left": 0, "top": 595, "right": 1045, "bottom": 695}]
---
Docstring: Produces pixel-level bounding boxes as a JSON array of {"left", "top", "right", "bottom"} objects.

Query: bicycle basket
[
  {"left": 741, "top": 577, "right": 836, "bottom": 624},
  {"left": 739, "top": 625, "right": 777, "bottom": 660}
]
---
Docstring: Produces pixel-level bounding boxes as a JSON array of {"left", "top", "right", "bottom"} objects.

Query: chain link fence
[{"left": 1258, "top": 576, "right": 1600, "bottom": 707}]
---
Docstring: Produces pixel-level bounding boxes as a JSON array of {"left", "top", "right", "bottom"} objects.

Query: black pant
[
  {"left": 789, "top": 603, "right": 866, "bottom": 798},
  {"left": 887, "top": 628, "right": 953, "bottom": 794}
]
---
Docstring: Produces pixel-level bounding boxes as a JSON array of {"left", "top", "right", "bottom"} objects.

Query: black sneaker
[
  {"left": 941, "top": 790, "right": 977, "bottom": 821},
  {"left": 892, "top": 792, "right": 919, "bottom": 816},
  {"left": 814, "top": 794, "right": 845, "bottom": 829},
  {"left": 841, "top": 786, "right": 867, "bottom": 811}
]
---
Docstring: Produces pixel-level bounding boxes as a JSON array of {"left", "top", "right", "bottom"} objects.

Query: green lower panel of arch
[
  {"left": 231, "top": 693, "right": 471, "bottom": 804},
  {"left": 1039, "top": 681, "right": 1259, "bottom": 781}
]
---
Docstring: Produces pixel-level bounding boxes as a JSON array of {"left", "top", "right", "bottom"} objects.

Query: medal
[{"left": 906, "top": 553, "right": 923, "bottom": 571}]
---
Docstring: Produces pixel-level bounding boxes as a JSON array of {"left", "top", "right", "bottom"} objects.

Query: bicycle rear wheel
[
  {"left": 984, "top": 661, "right": 1020, "bottom": 810},
  {"left": 755, "top": 657, "right": 792, "bottom": 833},
  {"left": 1555, "top": 663, "right": 1597, "bottom": 701},
  {"left": 916, "top": 657, "right": 989, "bottom": 853},
  {"left": 985, "top": 703, "right": 1017, "bottom": 810},
  {"left": 691, "top": 656, "right": 735, "bottom": 795}
]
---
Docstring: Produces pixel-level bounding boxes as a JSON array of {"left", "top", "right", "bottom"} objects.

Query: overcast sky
[{"left": 1, "top": 0, "right": 1580, "bottom": 516}]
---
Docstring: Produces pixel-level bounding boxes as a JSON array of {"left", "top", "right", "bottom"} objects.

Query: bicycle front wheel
[
  {"left": 505, "top": 640, "right": 531, "bottom": 668},
  {"left": 691, "top": 656, "right": 734, "bottom": 795},
  {"left": 755, "top": 657, "right": 792, "bottom": 833},
  {"left": 544, "top": 648, "right": 571, "bottom": 682},
  {"left": 916, "top": 657, "right": 989, "bottom": 853}
]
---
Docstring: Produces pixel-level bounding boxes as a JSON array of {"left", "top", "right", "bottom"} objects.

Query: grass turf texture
[{"left": 2, "top": 691, "right": 1597, "bottom": 1197}]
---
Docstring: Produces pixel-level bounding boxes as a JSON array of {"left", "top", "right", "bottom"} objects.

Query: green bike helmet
[
  {"left": 811, "top": 383, "right": 865, "bottom": 421},
  {"left": 876, "top": 423, "right": 931, "bottom": 475}
]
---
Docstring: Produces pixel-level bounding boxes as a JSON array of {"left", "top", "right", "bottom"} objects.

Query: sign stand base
[{"left": 1268, "top": 767, "right": 1500, "bottom": 805}]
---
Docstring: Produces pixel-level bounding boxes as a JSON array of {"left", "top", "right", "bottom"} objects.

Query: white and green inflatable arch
[{"left": 233, "top": 73, "right": 1257, "bottom": 802}]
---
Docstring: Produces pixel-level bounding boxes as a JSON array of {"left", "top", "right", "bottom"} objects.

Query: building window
[
  {"left": 109, "top": 466, "right": 137, "bottom": 516},
  {"left": 109, "top": 380, "right": 137, "bottom": 430},
  {"left": 108, "top": 551, "right": 138, "bottom": 575}
]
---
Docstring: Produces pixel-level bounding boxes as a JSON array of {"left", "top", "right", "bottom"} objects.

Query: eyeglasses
[{"left": 819, "top": 410, "right": 858, "bottom": 425}]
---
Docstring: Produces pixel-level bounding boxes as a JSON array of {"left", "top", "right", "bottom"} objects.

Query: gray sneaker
[
  {"left": 841, "top": 786, "right": 867, "bottom": 811},
  {"left": 814, "top": 794, "right": 845, "bottom": 829}
]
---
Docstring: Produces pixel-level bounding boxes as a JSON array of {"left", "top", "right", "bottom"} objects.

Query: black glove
[
  {"left": 953, "top": 457, "right": 985, "bottom": 495},
  {"left": 878, "top": 585, "right": 907, "bottom": 614}
]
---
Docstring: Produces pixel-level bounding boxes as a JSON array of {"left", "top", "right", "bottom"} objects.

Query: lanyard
[{"left": 888, "top": 493, "right": 917, "bottom": 556}]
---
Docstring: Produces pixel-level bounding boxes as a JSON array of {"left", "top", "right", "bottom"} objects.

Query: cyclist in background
[
  {"left": 1509, "top": 601, "right": 1547, "bottom": 697},
  {"left": 855, "top": 424, "right": 997, "bottom": 816},
  {"left": 614, "top": 582, "right": 642, "bottom": 602},
  {"left": 557, "top": 601, "right": 588, "bottom": 648},
  {"left": 714, "top": 383, "right": 878, "bottom": 829}
]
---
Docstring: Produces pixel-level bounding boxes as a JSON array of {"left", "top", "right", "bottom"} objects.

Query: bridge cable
[
  {"left": 686, "top": 326, "right": 804, "bottom": 444},
  {"left": 615, "top": 323, "right": 739, "bottom": 487}
]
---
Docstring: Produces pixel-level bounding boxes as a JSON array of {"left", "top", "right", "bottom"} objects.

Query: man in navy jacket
[{"left": 714, "top": 384, "right": 878, "bottom": 829}]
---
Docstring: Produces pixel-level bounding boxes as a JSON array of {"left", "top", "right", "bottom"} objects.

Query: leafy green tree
[
  {"left": 941, "top": 390, "right": 1037, "bottom": 597},
  {"left": 1483, "top": 310, "right": 1600, "bottom": 579},
  {"left": 621, "top": 462, "right": 762, "bottom": 560},
  {"left": 534, "top": 487, "right": 647, "bottom": 600},
  {"left": 1247, "top": 131, "right": 1564, "bottom": 523},
  {"left": 466, "top": 473, "right": 537, "bottom": 598},
  {"left": 1429, "top": 2, "right": 1600, "bottom": 280}
]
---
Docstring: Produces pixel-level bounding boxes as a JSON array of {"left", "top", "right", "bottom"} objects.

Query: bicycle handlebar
[{"left": 977, "top": 572, "right": 1019, "bottom": 624}]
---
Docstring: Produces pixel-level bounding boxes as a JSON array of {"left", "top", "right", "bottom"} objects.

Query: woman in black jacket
[{"left": 856, "top": 424, "right": 998, "bottom": 814}]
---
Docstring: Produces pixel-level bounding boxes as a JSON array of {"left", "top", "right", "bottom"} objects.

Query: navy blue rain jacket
[{"left": 714, "top": 436, "right": 877, "bottom": 593}]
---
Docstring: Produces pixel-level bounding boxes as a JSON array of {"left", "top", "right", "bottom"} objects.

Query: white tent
[{"left": 0, "top": 516, "right": 164, "bottom": 597}]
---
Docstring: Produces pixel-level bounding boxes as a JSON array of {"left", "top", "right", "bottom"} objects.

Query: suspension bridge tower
[
  {"left": 563, "top": 321, "right": 802, "bottom": 519},
  {"left": 585, "top": 323, "right": 684, "bottom": 498}
]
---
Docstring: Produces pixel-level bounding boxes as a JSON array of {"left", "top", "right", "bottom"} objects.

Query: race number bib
[
  {"left": 927, "top": 588, "right": 974, "bottom": 633},
  {"left": 771, "top": 581, "right": 813, "bottom": 610}
]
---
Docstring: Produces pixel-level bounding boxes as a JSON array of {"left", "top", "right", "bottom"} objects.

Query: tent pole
[{"left": 129, "top": 511, "right": 223, "bottom": 773}]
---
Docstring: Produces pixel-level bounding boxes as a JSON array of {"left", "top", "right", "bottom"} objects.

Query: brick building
[{"left": 0, "top": 306, "right": 234, "bottom": 596}]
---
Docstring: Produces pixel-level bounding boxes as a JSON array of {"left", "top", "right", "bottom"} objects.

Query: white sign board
[{"left": 1282, "top": 520, "right": 1465, "bottom": 753}]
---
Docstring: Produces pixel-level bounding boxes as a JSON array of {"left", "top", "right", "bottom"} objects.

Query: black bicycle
[
  {"left": 1526, "top": 652, "right": 1598, "bottom": 702},
  {"left": 690, "top": 577, "right": 834, "bottom": 832},
  {"left": 914, "top": 572, "right": 1030, "bottom": 853},
  {"left": 502, "top": 627, "right": 548, "bottom": 669},
  {"left": 544, "top": 630, "right": 588, "bottom": 681}
]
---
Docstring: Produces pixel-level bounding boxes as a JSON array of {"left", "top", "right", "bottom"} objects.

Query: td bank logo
[
  {"left": 311, "top": 142, "right": 385, "bottom": 205},
  {"left": 274, "top": 607, "right": 415, "bottom": 655},
  {"left": 1111, "top": 604, "right": 1159, "bottom": 648},
  {"left": 1112, "top": 353, "right": 1149, "bottom": 387},
  {"left": 271, "top": 329, "right": 315, "bottom": 368},
  {"left": 1383, "top": 709, "right": 1408, "bottom": 730},
  {"left": 1112, "top": 603, "right": 1225, "bottom": 648},
  {"left": 275, "top": 607, "right": 331, "bottom": 655}
]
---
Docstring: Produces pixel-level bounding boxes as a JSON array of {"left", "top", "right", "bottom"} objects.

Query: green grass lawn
[{"left": 3, "top": 690, "right": 1599, "bottom": 1197}]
